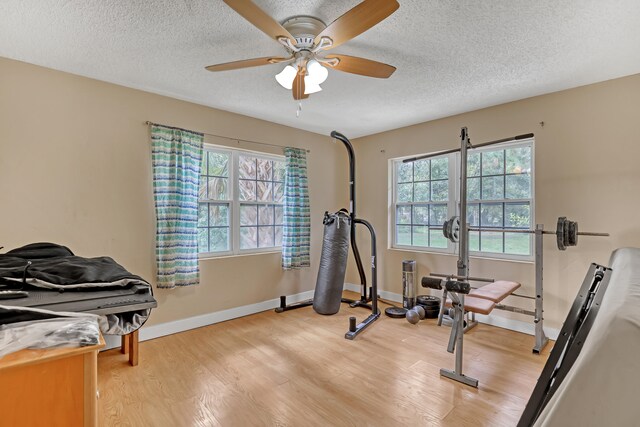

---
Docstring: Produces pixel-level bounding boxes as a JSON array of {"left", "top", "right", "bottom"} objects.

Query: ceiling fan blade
[
  {"left": 205, "top": 56, "right": 291, "bottom": 72},
  {"left": 324, "top": 54, "right": 396, "bottom": 78},
  {"left": 292, "top": 73, "right": 308, "bottom": 100},
  {"left": 314, "top": 0, "right": 399, "bottom": 50},
  {"left": 223, "top": 0, "right": 296, "bottom": 44}
]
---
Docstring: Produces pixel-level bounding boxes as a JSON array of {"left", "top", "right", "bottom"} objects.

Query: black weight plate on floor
[
  {"left": 385, "top": 307, "right": 408, "bottom": 318},
  {"left": 425, "top": 308, "right": 440, "bottom": 319},
  {"left": 417, "top": 295, "right": 441, "bottom": 307}
]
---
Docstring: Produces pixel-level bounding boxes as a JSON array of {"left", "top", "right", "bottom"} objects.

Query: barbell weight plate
[
  {"left": 563, "top": 217, "right": 571, "bottom": 249},
  {"left": 442, "top": 218, "right": 450, "bottom": 240},
  {"left": 451, "top": 217, "right": 460, "bottom": 243},
  {"left": 569, "top": 221, "right": 578, "bottom": 246},
  {"left": 557, "top": 216, "right": 567, "bottom": 251}
]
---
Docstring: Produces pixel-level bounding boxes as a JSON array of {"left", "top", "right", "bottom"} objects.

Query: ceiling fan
[{"left": 206, "top": 0, "right": 399, "bottom": 100}]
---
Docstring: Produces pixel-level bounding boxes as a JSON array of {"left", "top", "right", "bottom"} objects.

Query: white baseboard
[
  {"left": 344, "top": 283, "right": 559, "bottom": 340},
  {"left": 103, "top": 289, "right": 315, "bottom": 350},
  {"left": 104, "top": 283, "right": 559, "bottom": 350}
]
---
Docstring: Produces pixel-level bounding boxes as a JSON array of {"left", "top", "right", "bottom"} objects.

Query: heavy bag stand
[{"left": 275, "top": 131, "right": 380, "bottom": 340}]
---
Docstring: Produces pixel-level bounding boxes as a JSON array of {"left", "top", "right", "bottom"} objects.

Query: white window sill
[
  {"left": 199, "top": 249, "right": 281, "bottom": 261},
  {"left": 389, "top": 246, "right": 534, "bottom": 264}
]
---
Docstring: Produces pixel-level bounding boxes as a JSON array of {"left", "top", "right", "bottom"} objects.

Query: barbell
[{"left": 441, "top": 216, "right": 609, "bottom": 250}]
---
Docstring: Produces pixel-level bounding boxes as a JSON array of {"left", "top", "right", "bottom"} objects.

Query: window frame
[
  {"left": 199, "top": 143, "right": 285, "bottom": 259},
  {"left": 391, "top": 154, "right": 457, "bottom": 255},
  {"left": 390, "top": 138, "right": 535, "bottom": 262}
]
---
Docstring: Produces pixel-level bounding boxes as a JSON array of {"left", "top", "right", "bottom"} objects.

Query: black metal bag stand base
[{"left": 275, "top": 291, "right": 373, "bottom": 313}]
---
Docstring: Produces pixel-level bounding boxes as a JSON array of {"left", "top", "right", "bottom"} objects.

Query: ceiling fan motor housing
[{"left": 282, "top": 16, "right": 326, "bottom": 49}]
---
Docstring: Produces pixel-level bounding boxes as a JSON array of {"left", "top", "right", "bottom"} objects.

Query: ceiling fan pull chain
[{"left": 296, "top": 102, "right": 302, "bottom": 118}]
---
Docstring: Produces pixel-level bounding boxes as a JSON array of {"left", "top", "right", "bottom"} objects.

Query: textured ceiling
[{"left": 1, "top": 1, "right": 639, "bottom": 137}]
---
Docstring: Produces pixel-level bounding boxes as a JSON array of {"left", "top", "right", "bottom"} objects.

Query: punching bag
[{"left": 313, "top": 210, "right": 351, "bottom": 315}]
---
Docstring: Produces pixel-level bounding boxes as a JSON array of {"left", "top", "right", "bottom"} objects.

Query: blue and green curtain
[
  {"left": 151, "top": 124, "right": 203, "bottom": 288},
  {"left": 282, "top": 147, "right": 311, "bottom": 270}
]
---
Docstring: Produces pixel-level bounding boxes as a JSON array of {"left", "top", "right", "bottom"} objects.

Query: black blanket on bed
[{"left": 0, "top": 242, "right": 148, "bottom": 289}]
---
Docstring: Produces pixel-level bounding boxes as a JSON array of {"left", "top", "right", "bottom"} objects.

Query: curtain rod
[{"left": 145, "top": 121, "right": 310, "bottom": 153}]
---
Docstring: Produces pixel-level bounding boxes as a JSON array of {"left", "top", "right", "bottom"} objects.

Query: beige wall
[
  {"left": 349, "top": 74, "right": 640, "bottom": 330},
  {"left": 0, "top": 57, "right": 348, "bottom": 326}
]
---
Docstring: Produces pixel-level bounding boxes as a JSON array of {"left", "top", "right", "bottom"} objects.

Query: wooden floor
[{"left": 98, "top": 293, "right": 551, "bottom": 426}]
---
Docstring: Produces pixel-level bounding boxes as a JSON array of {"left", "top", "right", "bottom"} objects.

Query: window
[
  {"left": 395, "top": 156, "right": 452, "bottom": 250},
  {"left": 198, "top": 146, "right": 285, "bottom": 257},
  {"left": 391, "top": 139, "right": 534, "bottom": 260}
]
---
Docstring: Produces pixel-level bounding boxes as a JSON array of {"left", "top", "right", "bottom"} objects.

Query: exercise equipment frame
[
  {"left": 411, "top": 127, "right": 609, "bottom": 387},
  {"left": 275, "top": 131, "right": 380, "bottom": 339},
  {"left": 517, "top": 263, "right": 612, "bottom": 426}
]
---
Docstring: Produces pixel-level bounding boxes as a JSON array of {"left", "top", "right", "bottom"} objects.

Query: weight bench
[
  {"left": 440, "top": 280, "right": 521, "bottom": 330},
  {"left": 424, "top": 277, "right": 521, "bottom": 388}
]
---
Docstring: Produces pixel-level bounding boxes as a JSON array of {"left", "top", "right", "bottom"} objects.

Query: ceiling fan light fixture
[
  {"left": 306, "top": 59, "right": 328, "bottom": 85},
  {"left": 303, "top": 76, "right": 322, "bottom": 95},
  {"left": 275, "top": 65, "right": 297, "bottom": 89}
]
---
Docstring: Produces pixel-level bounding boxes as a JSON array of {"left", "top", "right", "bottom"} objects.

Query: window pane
[
  {"left": 274, "top": 161, "right": 285, "bottom": 181},
  {"left": 397, "top": 162, "right": 413, "bottom": 183},
  {"left": 414, "top": 182, "right": 430, "bottom": 202},
  {"left": 240, "top": 227, "right": 258, "bottom": 249},
  {"left": 396, "top": 206, "right": 411, "bottom": 224},
  {"left": 413, "top": 206, "right": 428, "bottom": 225},
  {"left": 506, "top": 147, "right": 531, "bottom": 174},
  {"left": 481, "top": 203, "right": 503, "bottom": 227},
  {"left": 431, "top": 158, "right": 448, "bottom": 180},
  {"left": 469, "top": 231, "right": 480, "bottom": 251},
  {"left": 257, "top": 181, "right": 273, "bottom": 201},
  {"left": 481, "top": 176, "right": 504, "bottom": 200},
  {"left": 467, "top": 177, "right": 480, "bottom": 200},
  {"left": 259, "top": 205, "right": 274, "bottom": 225},
  {"left": 207, "top": 177, "right": 228, "bottom": 200},
  {"left": 412, "top": 226, "right": 428, "bottom": 247},
  {"left": 275, "top": 206, "right": 283, "bottom": 225},
  {"left": 429, "top": 205, "right": 448, "bottom": 226},
  {"left": 397, "top": 225, "right": 411, "bottom": 245},
  {"left": 198, "top": 228, "right": 208, "bottom": 252},
  {"left": 275, "top": 226, "right": 283, "bottom": 246},
  {"left": 209, "top": 204, "right": 229, "bottom": 226},
  {"left": 209, "top": 228, "right": 229, "bottom": 252},
  {"left": 273, "top": 182, "right": 284, "bottom": 203},
  {"left": 431, "top": 180, "right": 448, "bottom": 201},
  {"left": 240, "top": 204, "right": 257, "bottom": 226},
  {"left": 467, "top": 203, "right": 480, "bottom": 226},
  {"left": 239, "top": 155, "right": 256, "bottom": 179},
  {"left": 199, "top": 176, "right": 207, "bottom": 200},
  {"left": 397, "top": 183, "right": 412, "bottom": 202},
  {"left": 481, "top": 232, "right": 503, "bottom": 253},
  {"left": 200, "top": 155, "right": 207, "bottom": 176},
  {"left": 239, "top": 179, "right": 256, "bottom": 201},
  {"left": 482, "top": 151, "right": 504, "bottom": 175},
  {"left": 505, "top": 233, "right": 530, "bottom": 255},
  {"left": 257, "top": 159, "right": 272, "bottom": 181},
  {"left": 505, "top": 174, "right": 531, "bottom": 199},
  {"left": 467, "top": 152, "right": 480, "bottom": 177},
  {"left": 198, "top": 203, "right": 208, "bottom": 227},
  {"left": 505, "top": 203, "right": 530, "bottom": 228},
  {"left": 414, "top": 159, "right": 430, "bottom": 181},
  {"left": 430, "top": 229, "right": 447, "bottom": 248},
  {"left": 208, "top": 152, "right": 229, "bottom": 177},
  {"left": 258, "top": 226, "right": 275, "bottom": 248}
]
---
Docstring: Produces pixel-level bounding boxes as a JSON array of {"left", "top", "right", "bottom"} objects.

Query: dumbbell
[{"left": 406, "top": 305, "right": 425, "bottom": 324}]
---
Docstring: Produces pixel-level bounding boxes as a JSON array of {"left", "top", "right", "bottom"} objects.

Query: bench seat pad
[{"left": 470, "top": 280, "right": 521, "bottom": 303}]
